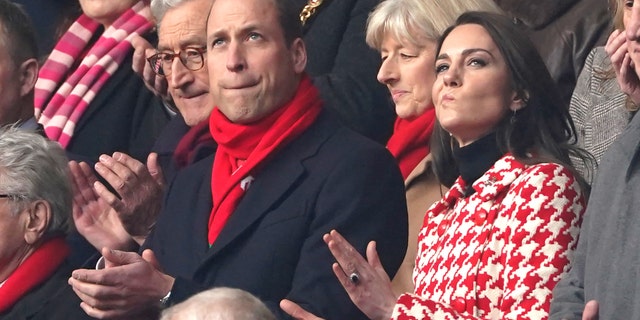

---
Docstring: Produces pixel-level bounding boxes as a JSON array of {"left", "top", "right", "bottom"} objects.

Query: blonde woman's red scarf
[
  {"left": 34, "top": 1, "right": 153, "bottom": 148},
  {"left": 386, "top": 107, "right": 436, "bottom": 179},
  {"left": 207, "top": 76, "right": 323, "bottom": 245}
]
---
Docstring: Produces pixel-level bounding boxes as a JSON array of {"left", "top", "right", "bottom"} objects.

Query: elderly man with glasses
[{"left": 71, "top": 0, "right": 216, "bottom": 256}]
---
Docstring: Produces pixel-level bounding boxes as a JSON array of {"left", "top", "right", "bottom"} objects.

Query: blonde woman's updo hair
[{"left": 365, "top": 0, "right": 503, "bottom": 50}]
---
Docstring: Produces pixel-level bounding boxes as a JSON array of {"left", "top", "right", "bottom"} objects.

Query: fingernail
[{"left": 99, "top": 155, "right": 109, "bottom": 162}]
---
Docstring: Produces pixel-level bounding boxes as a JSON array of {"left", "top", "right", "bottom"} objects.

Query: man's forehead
[
  {"left": 158, "top": 25, "right": 206, "bottom": 47},
  {"left": 207, "top": 0, "right": 278, "bottom": 29}
]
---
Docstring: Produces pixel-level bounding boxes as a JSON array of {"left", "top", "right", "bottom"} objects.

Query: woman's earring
[{"left": 510, "top": 109, "right": 517, "bottom": 125}]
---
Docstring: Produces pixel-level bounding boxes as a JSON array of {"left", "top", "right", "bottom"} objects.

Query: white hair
[
  {"left": 160, "top": 287, "right": 277, "bottom": 320},
  {"left": 0, "top": 125, "right": 71, "bottom": 235},
  {"left": 366, "top": 0, "right": 503, "bottom": 50},
  {"left": 151, "top": 0, "right": 197, "bottom": 26}
]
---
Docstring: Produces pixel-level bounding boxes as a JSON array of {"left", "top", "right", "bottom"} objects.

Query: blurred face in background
[
  {"left": 377, "top": 35, "right": 436, "bottom": 120},
  {"left": 0, "top": 33, "right": 22, "bottom": 125},
  {"left": 625, "top": 0, "right": 640, "bottom": 76},
  {"left": 0, "top": 25, "right": 36, "bottom": 126},
  {"left": 78, "top": 0, "right": 138, "bottom": 28}
]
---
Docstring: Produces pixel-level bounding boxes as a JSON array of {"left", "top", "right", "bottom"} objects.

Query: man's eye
[
  {"left": 185, "top": 49, "right": 201, "bottom": 57},
  {"left": 211, "top": 39, "right": 225, "bottom": 47},
  {"left": 159, "top": 54, "right": 174, "bottom": 62}
]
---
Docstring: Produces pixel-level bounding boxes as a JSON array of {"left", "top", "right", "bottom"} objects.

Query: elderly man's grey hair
[
  {"left": 160, "top": 287, "right": 276, "bottom": 320},
  {"left": 0, "top": 126, "right": 71, "bottom": 235},
  {"left": 151, "top": 0, "right": 197, "bottom": 26}
]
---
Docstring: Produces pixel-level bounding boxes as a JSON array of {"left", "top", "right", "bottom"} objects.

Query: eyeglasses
[{"left": 147, "top": 47, "right": 207, "bottom": 76}]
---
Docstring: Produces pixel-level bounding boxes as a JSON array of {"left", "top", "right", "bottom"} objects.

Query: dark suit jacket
[
  {"left": 63, "top": 50, "right": 171, "bottom": 163},
  {"left": 152, "top": 114, "right": 216, "bottom": 183},
  {"left": 0, "top": 261, "right": 92, "bottom": 320},
  {"left": 145, "top": 111, "right": 408, "bottom": 319},
  {"left": 299, "top": 0, "right": 395, "bottom": 144}
]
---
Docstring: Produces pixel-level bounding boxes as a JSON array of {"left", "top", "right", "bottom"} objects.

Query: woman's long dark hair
[{"left": 431, "top": 11, "right": 593, "bottom": 192}]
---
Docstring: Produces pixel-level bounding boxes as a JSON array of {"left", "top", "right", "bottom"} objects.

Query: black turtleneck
[{"left": 453, "top": 132, "right": 504, "bottom": 196}]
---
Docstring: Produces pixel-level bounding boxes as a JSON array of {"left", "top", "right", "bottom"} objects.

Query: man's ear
[
  {"left": 23, "top": 200, "right": 51, "bottom": 245},
  {"left": 19, "top": 58, "right": 39, "bottom": 98},
  {"left": 290, "top": 38, "right": 307, "bottom": 74}
]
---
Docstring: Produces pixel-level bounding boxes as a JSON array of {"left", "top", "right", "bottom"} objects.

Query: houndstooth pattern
[{"left": 392, "top": 155, "right": 585, "bottom": 320}]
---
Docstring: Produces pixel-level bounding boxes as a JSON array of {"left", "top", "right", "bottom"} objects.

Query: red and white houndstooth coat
[{"left": 392, "top": 155, "right": 585, "bottom": 319}]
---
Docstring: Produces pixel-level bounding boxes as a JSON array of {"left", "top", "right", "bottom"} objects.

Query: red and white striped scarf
[{"left": 34, "top": 1, "right": 153, "bottom": 148}]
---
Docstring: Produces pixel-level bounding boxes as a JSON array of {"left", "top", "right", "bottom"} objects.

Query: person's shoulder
[
  {"left": 485, "top": 156, "right": 577, "bottom": 190},
  {"left": 517, "top": 161, "right": 580, "bottom": 190}
]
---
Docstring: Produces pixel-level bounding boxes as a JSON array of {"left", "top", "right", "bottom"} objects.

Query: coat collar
[
  {"left": 435, "top": 154, "right": 526, "bottom": 211},
  {"left": 404, "top": 154, "right": 431, "bottom": 187},
  {"left": 201, "top": 111, "right": 338, "bottom": 259}
]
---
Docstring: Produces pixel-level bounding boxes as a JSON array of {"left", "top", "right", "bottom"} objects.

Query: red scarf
[
  {"left": 173, "top": 120, "right": 214, "bottom": 169},
  {"left": 0, "top": 237, "right": 69, "bottom": 313},
  {"left": 386, "top": 107, "right": 436, "bottom": 179},
  {"left": 34, "top": 1, "right": 153, "bottom": 148},
  {"left": 208, "top": 76, "right": 322, "bottom": 245}
]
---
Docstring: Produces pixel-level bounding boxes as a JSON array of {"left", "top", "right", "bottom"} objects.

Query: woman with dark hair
[
  {"left": 429, "top": 11, "right": 593, "bottom": 190},
  {"left": 282, "top": 11, "right": 589, "bottom": 320}
]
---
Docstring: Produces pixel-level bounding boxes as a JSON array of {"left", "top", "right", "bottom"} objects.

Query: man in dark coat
[{"left": 67, "top": 0, "right": 408, "bottom": 319}]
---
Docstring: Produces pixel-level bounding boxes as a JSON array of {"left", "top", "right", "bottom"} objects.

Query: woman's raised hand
[
  {"left": 606, "top": 29, "right": 640, "bottom": 105},
  {"left": 323, "top": 230, "right": 399, "bottom": 320}
]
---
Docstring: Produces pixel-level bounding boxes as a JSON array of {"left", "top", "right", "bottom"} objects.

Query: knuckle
[{"left": 121, "top": 172, "right": 134, "bottom": 183}]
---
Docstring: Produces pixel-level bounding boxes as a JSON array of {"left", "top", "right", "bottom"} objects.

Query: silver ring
[{"left": 349, "top": 272, "right": 360, "bottom": 284}]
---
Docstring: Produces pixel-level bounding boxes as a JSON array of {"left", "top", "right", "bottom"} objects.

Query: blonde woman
[{"left": 364, "top": 0, "right": 501, "bottom": 294}]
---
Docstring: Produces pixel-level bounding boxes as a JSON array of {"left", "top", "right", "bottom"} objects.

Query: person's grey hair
[
  {"left": 0, "top": 126, "right": 71, "bottom": 235},
  {"left": 366, "top": 0, "right": 503, "bottom": 50},
  {"left": 160, "top": 287, "right": 276, "bottom": 320},
  {"left": 151, "top": 0, "right": 196, "bottom": 26}
]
